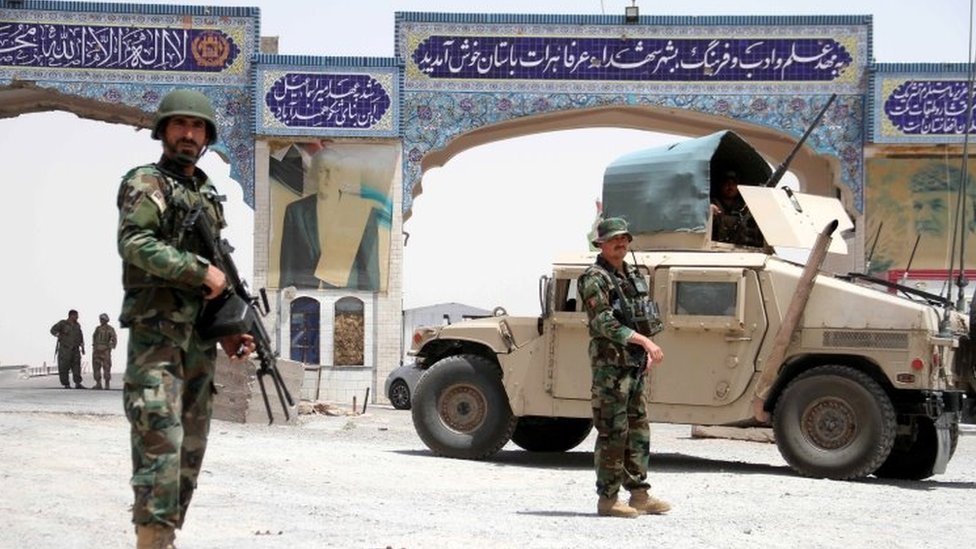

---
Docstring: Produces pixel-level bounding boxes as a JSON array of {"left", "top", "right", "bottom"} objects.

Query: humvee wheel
[
  {"left": 772, "top": 365, "right": 896, "bottom": 479},
  {"left": 511, "top": 417, "right": 594, "bottom": 452},
  {"left": 411, "top": 354, "right": 516, "bottom": 459},
  {"left": 873, "top": 417, "right": 960, "bottom": 480}
]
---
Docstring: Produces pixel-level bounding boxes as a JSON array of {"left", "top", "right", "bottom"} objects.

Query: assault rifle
[{"left": 183, "top": 203, "right": 294, "bottom": 424}]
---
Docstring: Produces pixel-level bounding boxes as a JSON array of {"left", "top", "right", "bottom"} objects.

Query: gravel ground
[{"left": 2, "top": 368, "right": 975, "bottom": 549}]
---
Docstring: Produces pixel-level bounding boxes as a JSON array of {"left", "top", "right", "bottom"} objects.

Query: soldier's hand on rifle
[
  {"left": 202, "top": 264, "right": 227, "bottom": 300},
  {"left": 219, "top": 333, "right": 255, "bottom": 360}
]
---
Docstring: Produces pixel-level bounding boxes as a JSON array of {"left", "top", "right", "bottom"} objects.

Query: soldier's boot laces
[
  {"left": 628, "top": 488, "right": 671, "bottom": 515},
  {"left": 597, "top": 496, "right": 640, "bottom": 518},
  {"left": 135, "top": 524, "right": 176, "bottom": 549}
]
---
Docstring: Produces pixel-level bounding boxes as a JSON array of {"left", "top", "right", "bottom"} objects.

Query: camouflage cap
[{"left": 592, "top": 217, "right": 633, "bottom": 246}]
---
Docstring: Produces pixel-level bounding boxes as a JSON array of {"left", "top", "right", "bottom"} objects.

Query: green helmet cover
[{"left": 152, "top": 89, "right": 218, "bottom": 143}]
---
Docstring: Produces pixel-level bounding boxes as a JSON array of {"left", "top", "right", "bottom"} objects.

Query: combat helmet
[
  {"left": 99, "top": 313, "right": 109, "bottom": 323},
  {"left": 591, "top": 217, "right": 633, "bottom": 247},
  {"left": 151, "top": 89, "right": 218, "bottom": 143}
]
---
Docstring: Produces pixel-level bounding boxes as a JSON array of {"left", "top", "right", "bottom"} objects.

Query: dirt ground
[{"left": 2, "top": 367, "right": 975, "bottom": 549}]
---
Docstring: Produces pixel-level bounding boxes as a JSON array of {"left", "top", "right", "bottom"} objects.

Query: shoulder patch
[{"left": 149, "top": 188, "right": 167, "bottom": 214}]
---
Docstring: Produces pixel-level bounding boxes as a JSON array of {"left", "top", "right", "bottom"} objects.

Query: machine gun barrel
[
  {"left": 763, "top": 93, "right": 837, "bottom": 188},
  {"left": 184, "top": 204, "right": 295, "bottom": 424}
]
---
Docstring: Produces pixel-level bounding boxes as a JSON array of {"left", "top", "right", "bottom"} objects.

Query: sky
[{"left": 1, "top": 0, "right": 974, "bottom": 366}]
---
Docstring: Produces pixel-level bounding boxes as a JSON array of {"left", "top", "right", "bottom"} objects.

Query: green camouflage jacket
[
  {"left": 50, "top": 319, "right": 83, "bottom": 349},
  {"left": 578, "top": 255, "right": 644, "bottom": 367},
  {"left": 116, "top": 156, "right": 226, "bottom": 343}
]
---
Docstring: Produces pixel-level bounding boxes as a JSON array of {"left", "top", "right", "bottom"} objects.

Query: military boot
[
  {"left": 94, "top": 381, "right": 103, "bottom": 390},
  {"left": 628, "top": 488, "right": 671, "bottom": 515},
  {"left": 105, "top": 380, "right": 111, "bottom": 390},
  {"left": 135, "top": 523, "right": 176, "bottom": 549},
  {"left": 597, "top": 496, "right": 639, "bottom": 518}
]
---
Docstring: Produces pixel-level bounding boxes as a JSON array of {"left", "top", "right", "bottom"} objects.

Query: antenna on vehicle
[
  {"left": 900, "top": 233, "right": 922, "bottom": 286},
  {"left": 944, "top": 0, "right": 976, "bottom": 324},
  {"left": 866, "top": 220, "right": 883, "bottom": 273}
]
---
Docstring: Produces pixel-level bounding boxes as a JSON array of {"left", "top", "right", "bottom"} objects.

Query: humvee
[{"left": 408, "top": 130, "right": 975, "bottom": 480}]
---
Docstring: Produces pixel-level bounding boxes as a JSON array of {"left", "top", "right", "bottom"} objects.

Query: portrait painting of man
[
  {"left": 269, "top": 142, "right": 397, "bottom": 291},
  {"left": 865, "top": 157, "right": 976, "bottom": 274}
]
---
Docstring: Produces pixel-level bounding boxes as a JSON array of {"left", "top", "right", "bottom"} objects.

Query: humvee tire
[
  {"left": 873, "top": 417, "right": 960, "bottom": 480},
  {"left": 411, "top": 354, "right": 517, "bottom": 459},
  {"left": 772, "top": 365, "right": 896, "bottom": 479},
  {"left": 511, "top": 417, "right": 593, "bottom": 452}
]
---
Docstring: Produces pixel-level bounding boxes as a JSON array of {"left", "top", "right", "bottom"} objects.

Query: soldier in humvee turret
[{"left": 710, "top": 169, "right": 764, "bottom": 248}]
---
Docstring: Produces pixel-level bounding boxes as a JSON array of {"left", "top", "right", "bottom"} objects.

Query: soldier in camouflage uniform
[
  {"left": 91, "top": 313, "right": 117, "bottom": 390},
  {"left": 578, "top": 217, "right": 671, "bottom": 518},
  {"left": 710, "top": 170, "right": 765, "bottom": 248},
  {"left": 50, "top": 309, "right": 85, "bottom": 389},
  {"left": 117, "top": 89, "right": 254, "bottom": 549}
]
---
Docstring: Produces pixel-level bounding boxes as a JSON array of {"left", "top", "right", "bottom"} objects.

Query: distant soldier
[
  {"left": 710, "top": 170, "right": 764, "bottom": 248},
  {"left": 50, "top": 309, "right": 85, "bottom": 389},
  {"left": 91, "top": 313, "right": 117, "bottom": 390}
]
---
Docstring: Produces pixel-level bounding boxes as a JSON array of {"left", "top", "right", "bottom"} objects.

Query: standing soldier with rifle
[
  {"left": 116, "top": 89, "right": 254, "bottom": 548},
  {"left": 578, "top": 217, "right": 669, "bottom": 518},
  {"left": 50, "top": 309, "right": 85, "bottom": 389}
]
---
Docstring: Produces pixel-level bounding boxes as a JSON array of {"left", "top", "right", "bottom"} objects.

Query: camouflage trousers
[
  {"left": 92, "top": 347, "right": 112, "bottom": 382},
  {"left": 123, "top": 324, "right": 216, "bottom": 528},
  {"left": 57, "top": 348, "right": 82, "bottom": 386},
  {"left": 591, "top": 363, "right": 651, "bottom": 498}
]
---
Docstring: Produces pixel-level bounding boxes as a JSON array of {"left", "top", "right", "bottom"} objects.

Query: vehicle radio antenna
[{"left": 944, "top": 0, "right": 976, "bottom": 322}]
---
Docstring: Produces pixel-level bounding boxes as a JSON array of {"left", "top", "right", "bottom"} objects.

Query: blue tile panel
[
  {"left": 0, "top": 23, "right": 240, "bottom": 73},
  {"left": 884, "top": 80, "right": 972, "bottom": 135},
  {"left": 411, "top": 36, "right": 852, "bottom": 83},
  {"left": 0, "top": 4, "right": 258, "bottom": 205},
  {"left": 870, "top": 65, "right": 975, "bottom": 144},
  {"left": 264, "top": 72, "right": 392, "bottom": 129},
  {"left": 0, "top": 7, "right": 255, "bottom": 85}
]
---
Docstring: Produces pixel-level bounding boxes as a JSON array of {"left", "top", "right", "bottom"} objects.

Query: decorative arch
[
  {"left": 413, "top": 101, "right": 849, "bottom": 203},
  {"left": 0, "top": 3, "right": 260, "bottom": 205}
]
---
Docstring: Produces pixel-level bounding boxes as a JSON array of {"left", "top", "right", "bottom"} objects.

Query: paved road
[{"left": 2, "top": 368, "right": 976, "bottom": 549}]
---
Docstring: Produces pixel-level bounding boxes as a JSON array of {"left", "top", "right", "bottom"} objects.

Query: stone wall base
[{"left": 213, "top": 356, "right": 304, "bottom": 425}]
